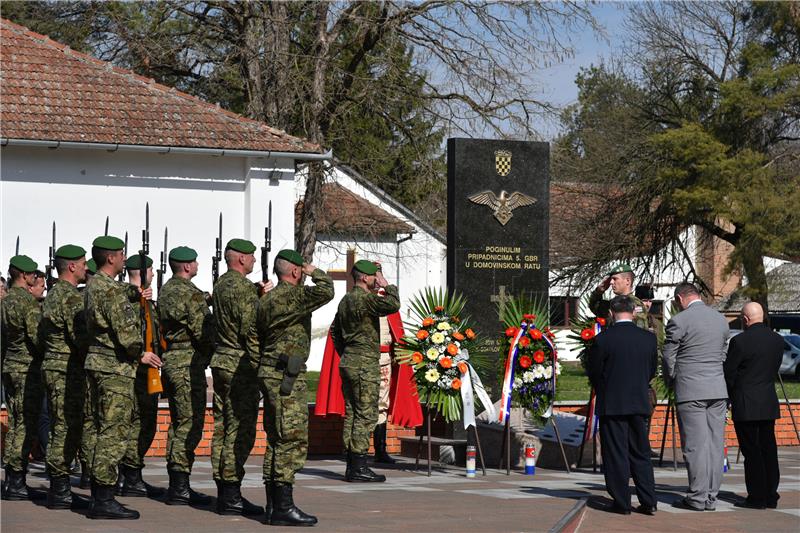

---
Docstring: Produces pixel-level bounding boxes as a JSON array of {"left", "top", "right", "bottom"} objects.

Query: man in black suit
[
  {"left": 587, "top": 295, "right": 659, "bottom": 515},
  {"left": 724, "top": 302, "right": 783, "bottom": 509}
]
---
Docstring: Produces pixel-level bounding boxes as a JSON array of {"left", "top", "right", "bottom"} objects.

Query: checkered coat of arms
[{"left": 495, "top": 150, "right": 512, "bottom": 176}]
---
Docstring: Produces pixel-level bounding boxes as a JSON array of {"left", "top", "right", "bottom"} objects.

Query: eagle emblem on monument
[{"left": 468, "top": 190, "right": 537, "bottom": 226}]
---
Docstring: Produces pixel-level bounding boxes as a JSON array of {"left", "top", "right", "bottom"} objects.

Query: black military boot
[
  {"left": 373, "top": 424, "right": 397, "bottom": 464},
  {"left": 344, "top": 450, "right": 352, "bottom": 480},
  {"left": 216, "top": 480, "right": 263, "bottom": 516},
  {"left": 263, "top": 482, "right": 273, "bottom": 524},
  {"left": 79, "top": 462, "right": 91, "bottom": 490},
  {"left": 46, "top": 475, "right": 73, "bottom": 509},
  {"left": 87, "top": 482, "right": 140, "bottom": 520},
  {"left": 346, "top": 453, "right": 386, "bottom": 482},
  {"left": 119, "top": 465, "right": 164, "bottom": 497},
  {"left": 114, "top": 469, "right": 125, "bottom": 496},
  {"left": 1, "top": 467, "right": 30, "bottom": 500},
  {"left": 166, "top": 470, "right": 211, "bottom": 506},
  {"left": 269, "top": 481, "right": 317, "bottom": 527}
]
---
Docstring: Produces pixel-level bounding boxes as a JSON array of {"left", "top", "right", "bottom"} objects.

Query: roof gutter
[{"left": 0, "top": 138, "right": 333, "bottom": 161}]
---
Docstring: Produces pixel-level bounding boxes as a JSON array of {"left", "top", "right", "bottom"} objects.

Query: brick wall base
[{"left": 2, "top": 402, "right": 798, "bottom": 458}]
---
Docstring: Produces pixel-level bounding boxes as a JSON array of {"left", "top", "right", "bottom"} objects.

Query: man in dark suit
[
  {"left": 587, "top": 295, "right": 658, "bottom": 515},
  {"left": 724, "top": 302, "right": 783, "bottom": 509}
]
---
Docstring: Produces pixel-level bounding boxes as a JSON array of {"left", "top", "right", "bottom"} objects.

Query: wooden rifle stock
[{"left": 141, "top": 295, "right": 163, "bottom": 395}]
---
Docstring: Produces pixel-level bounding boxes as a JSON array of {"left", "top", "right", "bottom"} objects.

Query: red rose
[
  {"left": 533, "top": 350, "right": 545, "bottom": 364},
  {"left": 530, "top": 329, "right": 543, "bottom": 340},
  {"left": 519, "top": 355, "right": 532, "bottom": 368},
  {"left": 580, "top": 328, "right": 595, "bottom": 340},
  {"left": 519, "top": 336, "right": 531, "bottom": 347}
]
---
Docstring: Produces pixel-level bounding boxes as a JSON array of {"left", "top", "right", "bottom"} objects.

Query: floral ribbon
[
  {"left": 460, "top": 352, "right": 495, "bottom": 429},
  {"left": 498, "top": 323, "right": 528, "bottom": 424}
]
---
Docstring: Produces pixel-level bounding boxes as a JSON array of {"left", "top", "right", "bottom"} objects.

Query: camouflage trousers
[
  {"left": 79, "top": 379, "right": 96, "bottom": 474},
  {"left": 87, "top": 370, "right": 134, "bottom": 486},
  {"left": 1, "top": 369, "right": 43, "bottom": 472},
  {"left": 121, "top": 365, "right": 159, "bottom": 469},
  {"left": 261, "top": 367, "right": 308, "bottom": 484},
  {"left": 163, "top": 361, "right": 207, "bottom": 473},
  {"left": 42, "top": 364, "right": 87, "bottom": 477},
  {"left": 340, "top": 365, "right": 380, "bottom": 454},
  {"left": 211, "top": 364, "right": 259, "bottom": 482}
]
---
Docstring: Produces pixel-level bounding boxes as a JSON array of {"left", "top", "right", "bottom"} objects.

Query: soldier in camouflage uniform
[
  {"left": 77, "top": 257, "right": 97, "bottom": 489},
  {"left": 39, "top": 245, "right": 91, "bottom": 509},
  {"left": 116, "top": 255, "right": 164, "bottom": 498},
  {"left": 332, "top": 259, "right": 400, "bottom": 482},
  {"left": 258, "top": 249, "right": 334, "bottom": 526},
  {"left": 1, "top": 255, "right": 44, "bottom": 501},
  {"left": 210, "top": 238, "right": 268, "bottom": 516},
  {"left": 588, "top": 263, "right": 649, "bottom": 329},
  {"left": 158, "top": 246, "right": 214, "bottom": 506},
  {"left": 84, "top": 235, "right": 161, "bottom": 520}
]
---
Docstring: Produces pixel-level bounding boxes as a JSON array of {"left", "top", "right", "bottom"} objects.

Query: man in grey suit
[{"left": 662, "top": 282, "right": 730, "bottom": 511}]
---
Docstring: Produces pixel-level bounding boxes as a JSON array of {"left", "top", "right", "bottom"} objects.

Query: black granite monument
[{"left": 446, "top": 138, "right": 550, "bottom": 375}]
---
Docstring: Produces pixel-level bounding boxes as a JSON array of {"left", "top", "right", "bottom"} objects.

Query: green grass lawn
[{"left": 304, "top": 364, "right": 800, "bottom": 405}]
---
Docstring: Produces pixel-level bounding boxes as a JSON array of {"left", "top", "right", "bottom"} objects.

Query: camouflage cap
[
  {"left": 125, "top": 255, "right": 153, "bottom": 269},
  {"left": 55, "top": 244, "right": 86, "bottom": 260},
  {"left": 607, "top": 263, "right": 633, "bottom": 276},
  {"left": 276, "top": 249, "right": 304, "bottom": 266},
  {"left": 9, "top": 255, "right": 38, "bottom": 273},
  {"left": 225, "top": 238, "right": 256, "bottom": 254},
  {"left": 92, "top": 235, "right": 125, "bottom": 251},
  {"left": 169, "top": 246, "right": 197, "bottom": 262},
  {"left": 86, "top": 258, "right": 98, "bottom": 274},
  {"left": 354, "top": 259, "right": 378, "bottom": 275}
]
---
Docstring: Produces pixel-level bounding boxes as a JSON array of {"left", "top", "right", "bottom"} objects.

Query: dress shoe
[
  {"left": 734, "top": 498, "right": 766, "bottom": 510},
  {"left": 636, "top": 504, "right": 657, "bottom": 515},
  {"left": 672, "top": 497, "right": 704, "bottom": 511},
  {"left": 604, "top": 503, "right": 631, "bottom": 515}
]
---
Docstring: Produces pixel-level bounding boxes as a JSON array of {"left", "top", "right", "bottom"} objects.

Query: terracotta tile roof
[
  {"left": 0, "top": 18, "right": 320, "bottom": 153},
  {"left": 296, "top": 183, "right": 414, "bottom": 237}
]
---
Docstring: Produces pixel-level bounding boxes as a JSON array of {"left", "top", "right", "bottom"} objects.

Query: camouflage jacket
[
  {"left": 257, "top": 268, "right": 334, "bottom": 377},
  {"left": 588, "top": 288, "right": 649, "bottom": 329},
  {"left": 1, "top": 285, "right": 42, "bottom": 373},
  {"left": 159, "top": 276, "right": 215, "bottom": 368},
  {"left": 84, "top": 271, "right": 142, "bottom": 378},
  {"left": 210, "top": 269, "right": 260, "bottom": 372},
  {"left": 332, "top": 285, "right": 400, "bottom": 369},
  {"left": 39, "top": 279, "right": 89, "bottom": 372}
]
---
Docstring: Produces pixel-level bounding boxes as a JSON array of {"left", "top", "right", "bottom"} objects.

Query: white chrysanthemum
[
  {"left": 437, "top": 321, "right": 451, "bottom": 331},
  {"left": 532, "top": 365, "right": 545, "bottom": 379},
  {"left": 426, "top": 348, "right": 439, "bottom": 361},
  {"left": 555, "top": 362, "right": 562, "bottom": 376},
  {"left": 543, "top": 366, "right": 553, "bottom": 379},
  {"left": 523, "top": 371, "right": 535, "bottom": 383},
  {"left": 425, "top": 369, "right": 440, "bottom": 382},
  {"left": 431, "top": 332, "right": 446, "bottom": 344},
  {"left": 513, "top": 377, "right": 522, "bottom": 388}
]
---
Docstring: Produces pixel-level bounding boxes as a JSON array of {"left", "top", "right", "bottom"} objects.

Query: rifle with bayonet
[
  {"left": 15, "top": 236, "right": 19, "bottom": 255},
  {"left": 157, "top": 227, "right": 167, "bottom": 293},
  {"left": 261, "top": 201, "right": 272, "bottom": 283},
  {"left": 46, "top": 221, "right": 56, "bottom": 290},
  {"left": 212, "top": 212, "right": 222, "bottom": 287},
  {"left": 104, "top": 216, "right": 109, "bottom": 236},
  {"left": 119, "top": 231, "right": 128, "bottom": 282},
  {"left": 139, "top": 203, "right": 162, "bottom": 395}
]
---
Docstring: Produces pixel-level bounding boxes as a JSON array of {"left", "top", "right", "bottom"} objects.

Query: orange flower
[
  {"left": 533, "top": 350, "right": 545, "bottom": 364},
  {"left": 411, "top": 352, "right": 423, "bottom": 364},
  {"left": 530, "top": 329, "right": 543, "bottom": 340},
  {"left": 505, "top": 326, "right": 519, "bottom": 337},
  {"left": 439, "top": 356, "right": 453, "bottom": 369},
  {"left": 519, "top": 355, "right": 532, "bottom": 368},
  {"left": 596, "top": 317, "right": 606, "bottom": 326},
  {"left": 580, "top": 328, "right": 594, "bottom": 340},
  {"left": 416, "top": 329, "right": 429, "bottom": 340},
  {"left": 422, "top": 317, "right": 435, "bottom": 327},
  {"left": 457, "top": 361, "right": 468, "bottom": 374},
  {"left": 452, "top": 331, "right": 465, "bottom": 341},
  {"left": 465, "top": 328, "right": 476, "bottom": 340},
  {"left": 451, "top": 378, "right": 462, "bottom": 390},
  {"left": 446, "top": 343, "right": 459, "bottom": 355},
  {"left": 519, "top": 336, "right": 531, "bottom": 347},
  {"left": 434, "top": 305, "right": 444, "bottom": 312}
]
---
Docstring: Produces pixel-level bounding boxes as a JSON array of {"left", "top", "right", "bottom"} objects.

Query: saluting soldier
[
  {"left": 588, "top": 263, "right": 649, "bottom": 329},
  {"left": 84, "top": 236, "right": 160, "bottom": 520},
  {"left": 332, "top": 260, "right": 400, "bottom": 482},
  {"left": 210, "top": 239, "right": 267, "bottom": 516},
  {"left": 158, "top": 246, "right": 214, "bottom": 505},
  {"left": 116, "top": 255, "right": 164, "bottom": 497},
  {"left": 1, "top": 255, "right": 44, "bottom": 501},
  {"left": 258, "top": 249, "right": 334, "bottom": 526},
  {"left": 39, "top": 245, "right": 91, "bottom": 509}
]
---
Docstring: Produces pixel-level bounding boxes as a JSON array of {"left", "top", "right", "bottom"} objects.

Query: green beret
[
  {"left": 276, "top": 249, "right": 303, "bottom": 266},
  {"left": 607, "top": 263, "right": 633, "bottom": 276},
  {"left": 169, "top": 246, "right": 197, "bottom": 262},
  {"left": 226, "top": 238, "right": 256, "bottom": 254},
  {"left": 86, "top": 259, "right": 97, "bottom": 274},
  {"left": 92, "top": 235, "right": 125, "bottom": 251},
  {"left": 55, "top": 244, "right": 86, "bottom": 260},
  {"left": 9, "top": 255, "right": 38, "bottom": 273},
  {"left": 125, "top": 255, "right": 153, "bottom": 270},
  {"left": 354, "top": 259, "right": 378, "bottom": 275}
]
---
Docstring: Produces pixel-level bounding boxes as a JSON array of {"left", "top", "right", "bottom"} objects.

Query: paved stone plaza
[{"left": 2, "top": 448, "right": 799, "bottom": 532}]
